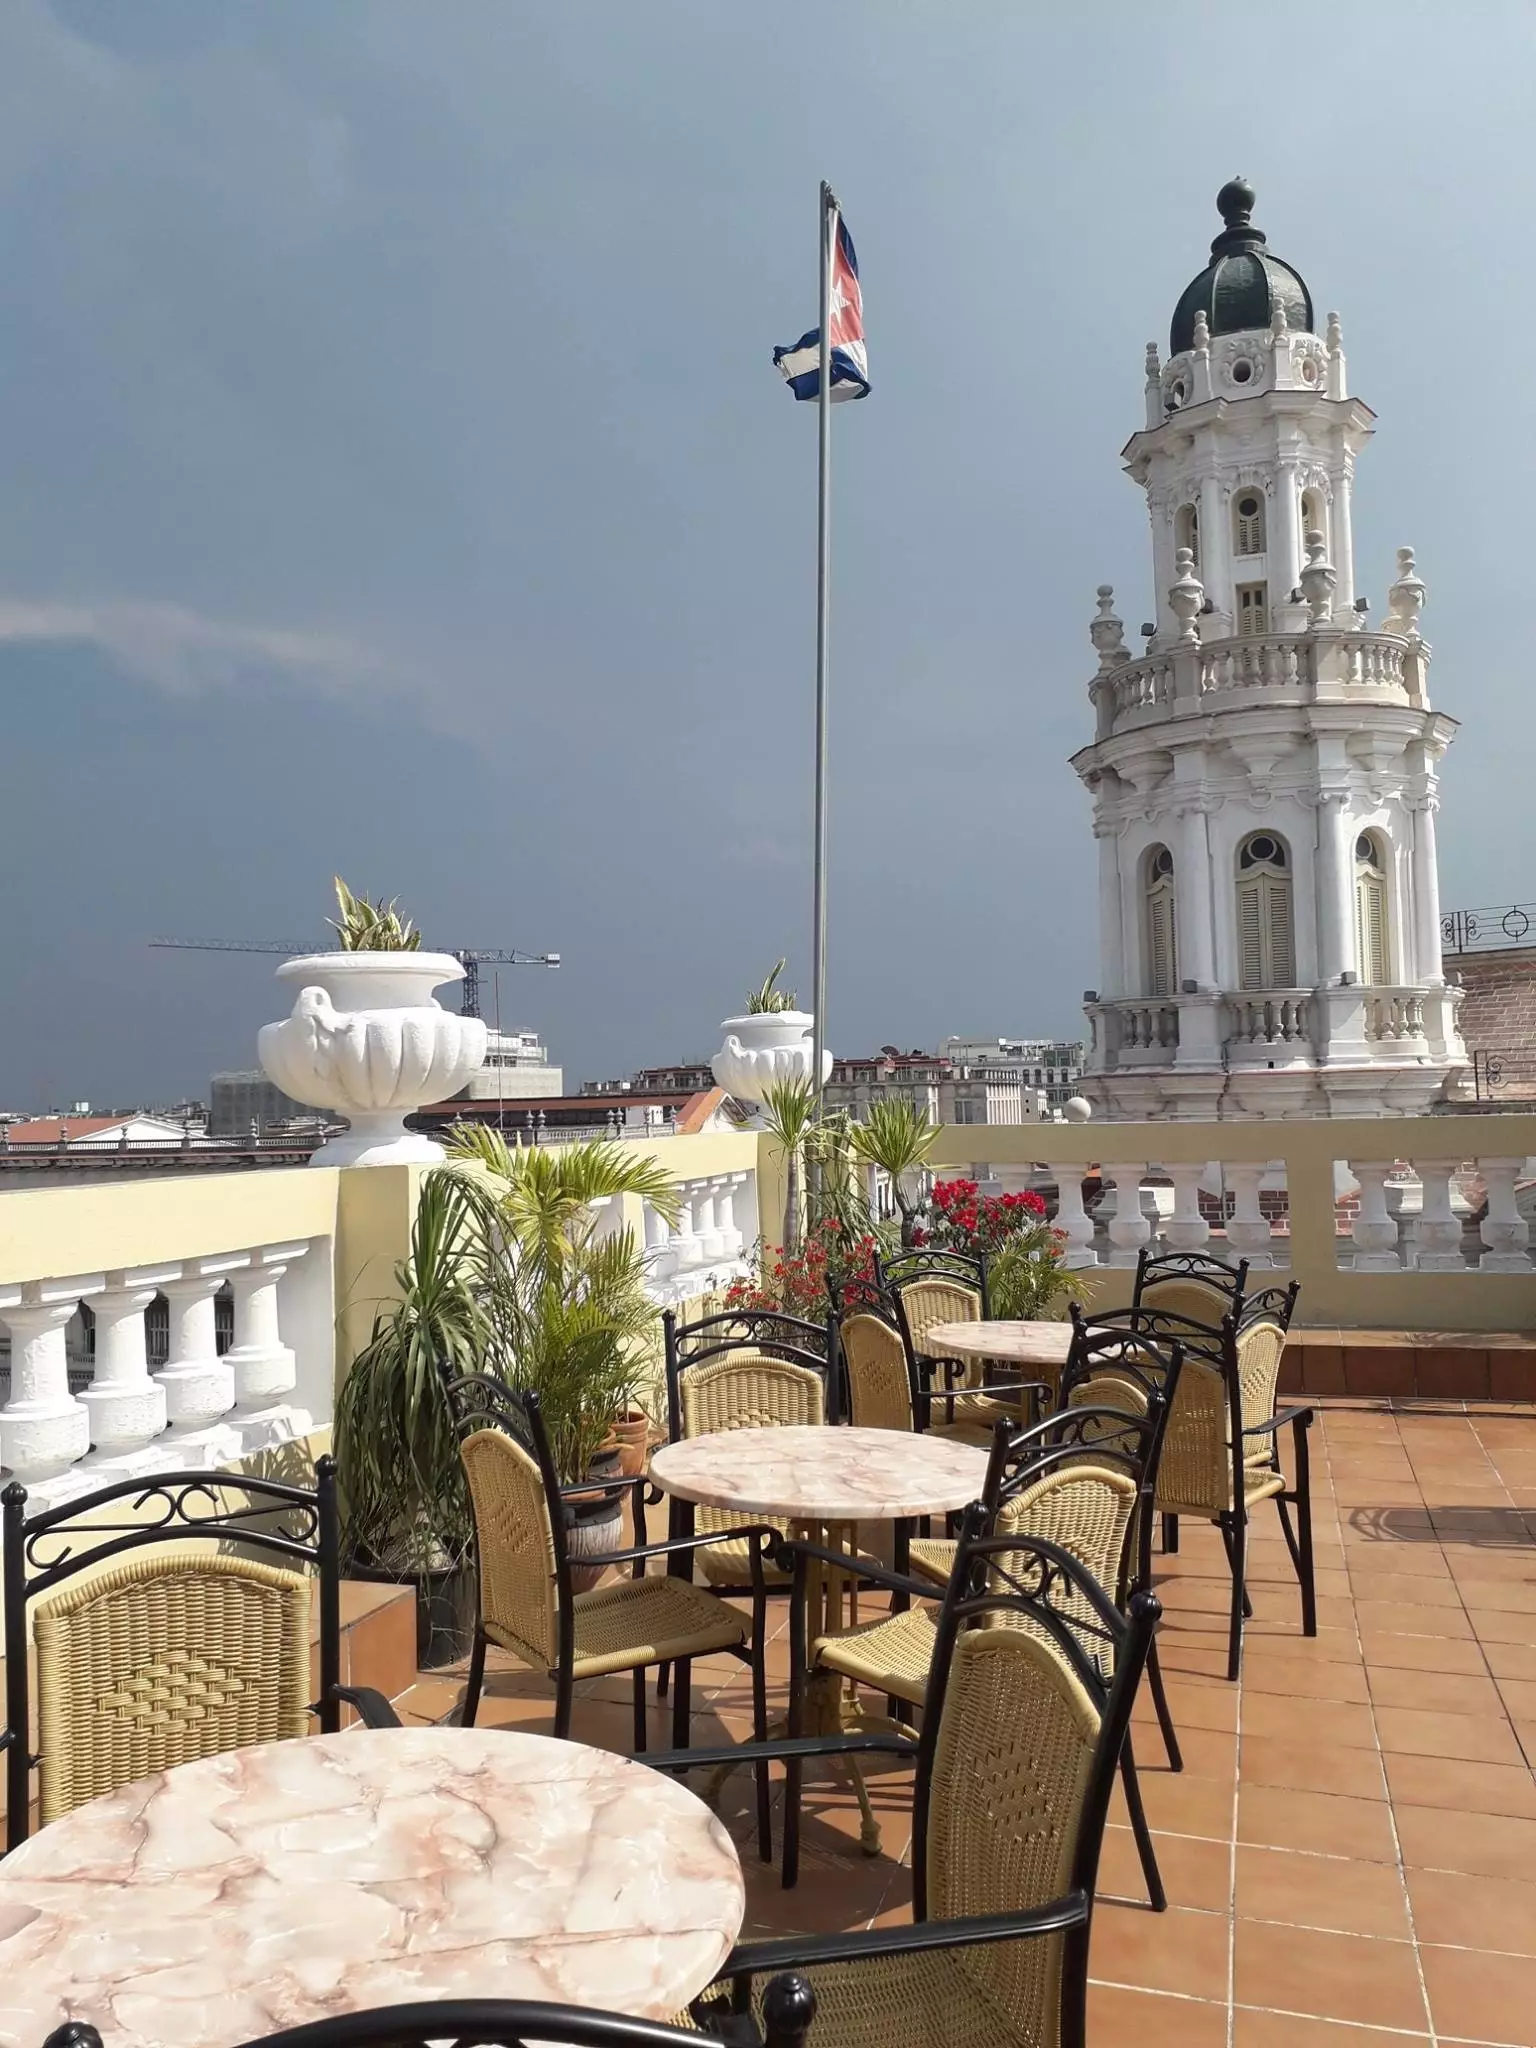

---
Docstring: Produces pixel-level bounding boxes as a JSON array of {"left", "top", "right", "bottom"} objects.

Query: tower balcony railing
[
  {"left": 1092, "top": 624, "right": 1423, "bottom": 738},
  {"left": 1087, "top": 981, "right": 1461, "bottom": 1075}
]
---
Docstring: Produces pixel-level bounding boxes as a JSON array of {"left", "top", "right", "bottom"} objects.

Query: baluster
[
  {"left": 1225, "top": 1163, "right": 1274, "bottom": 1266},
  {"left": 1348, "top": 1161, "right": 1403, "bottom": 1271},
  {"left": 694, "top": 1184, "right": 723, "bottom": 1262},
  {"left": 670, "top": 1185, "right": 702, "bottom": 1268},
  {"left": 82, "top": 1266, "right": 173, "bottom": 1458},
  {"left": 715, "top": 1177, "right": 743, "bottom": 1259},
  {"left": 1282, "top": 644, "right": 1299, "bottom": 685},
  {"left": 157, "top": 1261, "right": 239, "bottom": 1432},
  {"left": 1163, "top": 1162, "right": 1211, "bottom": 1253},
  {"left": 226, "top": 1242, "right": 306, "bottom": 1412},
  {"left": 1412, "top": 1160, "right": 1466, "bottom": 1273},
  {"left": 1102, "top": 1163, "right": 1151, "bottom": 1267},
  {"left": 643, "top": 1199, "right": 675, "bottom": 1278},
  {"left": 0, "top": 1278, "right": 98, "bottom": 1482},
  {"left": 1050, "top": 1169, "right": 1098, "bottom": 1269},
  {"left": 1478, "top": 1158, "right": 1532, "bottom": 1272},
  {"left": 1406, "top": 995, "right": 1425, "bottom": 1036}
]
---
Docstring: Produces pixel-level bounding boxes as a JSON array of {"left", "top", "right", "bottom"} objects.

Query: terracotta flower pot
[{"left": 610, "top": 1409, "right": 652, "bottom": 1477}]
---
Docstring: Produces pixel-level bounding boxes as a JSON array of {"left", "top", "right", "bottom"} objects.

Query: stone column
[
  {"left": 1273, "top": 465, "right": 1302, "bottom": 608},
  {"left": 1225, "top": 1165, "right": 1274, "bottom": 1267},
  {"left": 1315, "top": 791, "right": 1354, "bottom": 984},
  {"left": 1173, "top": 801, "right": 1216, "bottom": 990},
  {"left": 1478, "top": 1161, "right": 1532, "bottom": 1273},
  {"left": 694, "top": 1185, "right": 723, "bottom": 1262},
  {"left": 644, "top": 1200, "right": 673, "bottom": 1278},
  {"left": 1332, "top": 465, "right": 1355, "bottom": 611},
  {"left": 715, "top": 1178, "right": 742, "bottom": 1259},
  {"left": 1199, "top": 472, "right": 1231, "bottom": 630},
  {"left": 1412, "top": 1161, "right": 1465, "bottom": 1273},
  {"left": 157, "top": 1266, "right": 237, "bottom": 1428},
  {"left": 0, "top": 1281, "right": 98, "bottom": 1482},
  {"left": 1095, "top": 820, "right": 1124, "bottom": 1000},
  {"left": 81, "top": 1269, "right": 173, "bottom": 1456},
  {"left": 1051, "top": 1171, "right": 1099, "bottom": 1269},
  {"left": 1101, "top": 1164, "right": 1151, "bottom": 1267},
  {"left": 670, "top": 1188, "right": 701, "bottom": 1271},
  {"left": 225, "top": 1243, "right": 306, "bottom": 1412},
  {"left": 1348, "top": 1163, "right": 1402, "bottom": 1272},
  {"left": 1410, "top": 795, "right": 1445, "bottom": 987},
  {"left": 1163, "top": 1163, "right": 1211, "bottom": 1252}
]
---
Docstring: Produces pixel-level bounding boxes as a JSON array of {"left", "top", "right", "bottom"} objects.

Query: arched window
[
  {"left": 1175, "top": 502, "right": 1200, "bottom": 570},
  {"left": 1144, "top": 845, "right": 1178, "bottom": 1000},
  {"left": 1236, "top": 832, "right": 1296, "bottom": 990},
  {"left": 1234, "top": 490, "right": 1266, "bottom": 557},
  {"left": 1355, "top": 832, "right": 1390, "bottom": 985}
]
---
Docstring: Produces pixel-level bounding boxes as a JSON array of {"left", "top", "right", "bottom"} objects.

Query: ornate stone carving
[
  {"left": 1168, "top": 547, "right": 1204, "bottom": 643},
  {"left": 1089, "top": 585, "right": 1130, "bottom": 670}
]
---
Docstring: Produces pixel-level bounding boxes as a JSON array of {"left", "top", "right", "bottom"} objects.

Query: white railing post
[
  {"left": 1101, "top": 1163, "right": 1150, "bottom": 1267},
  {"left": 643, "top": 1200, "right": 674, "bottom": 1278},
  {"left": 1411, "top": 1161, "right": 1465, "bottom": 1272},
  {"left": 225, "top": 1242, "right": 306, "bottom": 1412},
  {"left": 1163, "top": 1162, "right": 1211, "bottom": 1252},
  {"left": 1225, "top": 1164, "right": 1274, "bottom": 1267},
  {"left": 157, "top": 1261, "right": 240, "bottom": 1431},
  {"left": 1478, "top": 1159, "right": 1532, "bottom": 1273},
  {"left": 716, "top": 1176, "right": 743, "bottom": 1259},
  {"left": 1051, "top": 1167, "right": 1099, "bottom": 1269},
  {"left": 695, "top": 1184, "right": 723, "bottom": 1262},
  {"left": 1348, "top": 1162, "right": 1403, "bottom": 1271},
  {"left": 0, "top": 1278, "right": 101, "bottom": 1482},
  {"left": 82, "top": 1267, "right": 175, "bottom": 1457},
  {"left": 670, "top": 1185, "right": 701, "bottom": 1272}
]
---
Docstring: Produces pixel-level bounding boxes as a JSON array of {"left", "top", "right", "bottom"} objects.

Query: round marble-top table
[
  {"left": 922, "top": 1318, "right": 1076, "bottom": 1372},
  {"left": 0, "top": 1727, "right": 744, "bottom": 2048},
  {"left": 649, "top": 1423, "right": 989, "bottom": 1524}
]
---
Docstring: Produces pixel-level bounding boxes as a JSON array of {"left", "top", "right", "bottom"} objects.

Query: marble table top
[
  {"left": 650, "top": 1424, "right": 990, "bottom": 1522},
  {"left": 0, "top": 1727, "right": 744, "bottom": 2048},
  {"left": 924, "top": 1318, "right": 1076, "bottom": 1367}
]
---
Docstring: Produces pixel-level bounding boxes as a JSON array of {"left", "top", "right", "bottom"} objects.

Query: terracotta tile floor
[{"left": 398, "top": 1399, "right": 1536, "bottom": 2045}]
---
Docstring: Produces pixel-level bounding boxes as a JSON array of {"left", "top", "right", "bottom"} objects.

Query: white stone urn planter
[
  {"left": 710, "top": 1010, "right": 833, "bottom": 1115},
  {"left": 258, "top": 952, "right": 487, "bottom": 1168}
]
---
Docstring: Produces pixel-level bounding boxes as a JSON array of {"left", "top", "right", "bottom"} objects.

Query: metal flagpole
[{"left": 810, "top": 180, "right": 837, "bottom": 1117}]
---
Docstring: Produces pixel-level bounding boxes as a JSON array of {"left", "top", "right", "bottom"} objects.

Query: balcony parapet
[
  {"left": 1090, "top": 625, "right": 1427, "bottom": 740},
  {"left": 1088, "top": 982, "right": 1462, "bottom": 1076}
]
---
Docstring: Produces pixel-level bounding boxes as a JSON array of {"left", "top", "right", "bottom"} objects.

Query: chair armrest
[
  {"left": 645, "top": 1731, "right": 920, "bottom": 1775},
  {"left": 1243, "top": 1403, "right": 1315, "bottom": 1438},
  {"left": 319, "top": 1684, "right": 403, "bottom": 1730},
  {"left": 557, "top": 1471, "right": 648, "bottom": 1504},
  {"left": 774, "top": 1534, "right": 945, "bottom": 1604},
  {"left": 719, "top": 1892, "right": 1090, "bottom": 1975},
  {"left": 592, "top": 1524, "right": 782, "bottom": 1568}
]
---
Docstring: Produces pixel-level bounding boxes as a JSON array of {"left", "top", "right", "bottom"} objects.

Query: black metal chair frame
[
  {"left": 652, "top": 1530, "right": 1159, "bottom": 2048},
  {"left": 827, "top": 1282, "right": 1027, "bottom": 1441},
  {"left": 43, "top": 1973, "right": 818, "bottom": 2048},
  {"left": 442, "top": 1372, "right": 776, "bottom": 1788},
  {"left": 1131, "top": 1246, "right": 1250, "bottom": 1312},
  {"left": 873, "top": 1249, "right": 1036, "bottom": 1436},
  {"left": 1, "top": 1455, "right": 398, "bottom": 1854},
  {"left": 662, "top": 1306, "right": 841, "bottom": 1440},
  {"left": 1082, "top": 1287, "right": 1314, "bottom": 1679}
]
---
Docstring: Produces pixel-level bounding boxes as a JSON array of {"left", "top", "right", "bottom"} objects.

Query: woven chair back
[
  {"left": 924, "top": 1623, "right": 1100, "bottom": 2036},
  {"left": 992, "top": 1462, "right": 1138, "bottom": 1673},
  {"left": 1154, "top": 1353, "right": 1236, "bottom": 1515},
  {"left": 1236, "top": 1315, "right": 1289, "bottom": 1447},
  {"left": 895, "top": 1276, "right": 981, "bottom": 1351},
  {"left": 33, "top": 1551, "right": 311, "bottom": 1824},
  {"left": 678, "top": 1351, "right": 824, "bottom": 1538},
  {"left": 459, "top": 1426, "right": 560, "bottom": 1667},
  {"left": 1136, "top": 1275, "right": 1233, "bottom": 1326},
  {"left": 839, "top": 1311, "right": 913, "bottom": 1432}
]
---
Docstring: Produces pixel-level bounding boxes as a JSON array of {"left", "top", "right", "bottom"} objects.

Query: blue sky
[{"left": 3, "top": 1, "right": 1534, "bottom": 1106}]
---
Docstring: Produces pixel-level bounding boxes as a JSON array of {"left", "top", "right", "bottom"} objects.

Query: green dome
[{"left": 1170, "top": 178, "right": 1312, "bottom": 356}]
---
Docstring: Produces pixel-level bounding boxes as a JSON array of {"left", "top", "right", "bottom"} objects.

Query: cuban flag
[{"left": 773, "top": 214, "right": 869, "bottom": 402}]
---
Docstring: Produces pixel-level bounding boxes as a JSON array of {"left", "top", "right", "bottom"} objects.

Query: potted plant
[
  {"left": 916, "top": 1178, "right": 1084, "bottom": 1321},
  {"left": 332, "top": 1170, "right": 487, "bottom": 1666},
  {"left": 259, "top": 878, "right": 486, "bottom": 1167},
  {"left": 710, "top": 960, "right": 832, "bottom": 1116},
  {"left": 849, "top": 1096, "right": 941, "bottom": 1248},
  {"left": 444, "top": 1127, "right": 683, "bottom": 1590}
]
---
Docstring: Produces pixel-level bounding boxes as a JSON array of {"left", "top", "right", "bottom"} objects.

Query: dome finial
[{"left": 1217, "top": 176, "right": 1256, "bottom": 230}]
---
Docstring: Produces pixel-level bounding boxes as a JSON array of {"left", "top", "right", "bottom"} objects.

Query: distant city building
[
  {"left": 825, "top": 1047, "right": 1061, "bottom": 1125},
  {"left": 939, "top": 1037, "right": 1086, "bottom": 1111},
  {"left": 2, "top": 1113, "right": 194, "bottom": 1148},
  {"left": 210, "top": 1071, "right": 311, "bottom": 1136},
  {"left": 582, "top": 1064, "right": 716, "bottom": 1097},
  {"left": 455, "top": 1028, "right": 564, "bottom": 1102}
]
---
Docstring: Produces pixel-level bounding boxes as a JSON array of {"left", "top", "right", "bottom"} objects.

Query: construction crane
[{"left": 149, "top": 938, "right": 560, "bottom": 1019}]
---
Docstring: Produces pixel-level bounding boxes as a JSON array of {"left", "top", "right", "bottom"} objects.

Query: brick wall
[{"left": 1449, "top": 944, "right": 1536, "bottom": 1098}]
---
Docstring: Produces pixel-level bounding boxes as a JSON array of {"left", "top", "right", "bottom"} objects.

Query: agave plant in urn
[
  {"left": 258, "top": 879, "right": 487, "bottom": 1167},
  {"left": 710, "top": 959, "right": 833, "bottom": 1121}
]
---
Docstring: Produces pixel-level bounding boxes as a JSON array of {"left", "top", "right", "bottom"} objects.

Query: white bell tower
[{"left": 1072, "top": 179, "right": 1467, "bottom": 1120}]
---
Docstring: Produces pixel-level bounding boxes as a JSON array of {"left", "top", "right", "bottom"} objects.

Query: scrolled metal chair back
[{"left": 441, "top": 1374, "right": 569, "bottom": 1672}]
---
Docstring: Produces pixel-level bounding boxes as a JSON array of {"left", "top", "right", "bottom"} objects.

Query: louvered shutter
[
  {"left": 1356, "top": 873, "right": 1389, "bottom": 984},
  {"left": 1146, "top": 884, "right": 1177, "bottom": 999},
  {"left": 1237, "top": 873, "right": 1294, "bottom": 989},
  {"left": 1237, "top": 879, "right": 1265, "bottom": 989},
  {"left": 1266, "top": 875, "right": 1295, "bottom": 984}
]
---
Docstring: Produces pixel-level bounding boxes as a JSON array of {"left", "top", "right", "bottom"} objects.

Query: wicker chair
[
  {"left": 833, "top": 1296, "right": 991, "bottom": 1447},
  {"left": 666, "top": 1531, "right": 1161, "bottom": 2048},
  {"left": 43, "top": 1976, "right": 818, "bottom": 2048},
  {"left": 1132, "top": 1246, "right": 1250, "bottom": 1329},
  {"left": 1, "top": 1458, "right": 398, "bottom": 1854},
  {"left": 444, "top": 1374, "right": 775, "bottom": 1850},
  {"left": 1083, "top": 1286, "right": 1313, "bottom": 1679},
  {"left": 875, "top": 1248, "right": 1022, "bottom": 1437}
]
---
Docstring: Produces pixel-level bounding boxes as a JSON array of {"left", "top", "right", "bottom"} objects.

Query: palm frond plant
[
  {"left": 849, "top": 1094, "right": 940, "bottom": 1248},
  {"left": 329, "top": 874, "right": 423, "bottom": 951},
  {"left": 758, "top": 1073, "right": 819, "bottom": 1257},
  {"left": 745, "top": 959, "right": 798, "bottom": 1013}
]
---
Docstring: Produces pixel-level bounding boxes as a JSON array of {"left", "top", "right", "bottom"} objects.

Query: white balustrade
[
  {"left": 0, "top": 1278, "right": 102, "bottom": 1483},
  {"left": 1110, "top": 654, "right": 1174, "bottom": 720},
  {"left": 715, "top": 1176, "right": 744, "bottom": 1259},
  {"left": 1348, "top": 1162, "right": 1404, "bottom": 1271},
  {"left": 1411, "top": 1161, "right": 1465, "bottom": 1273},
  {"left": 643, "top": 1200, "right": 674, "bottom": 1277},
  {"left": 1200, "top": 636, "right": 1306, "bottom": 695},
  {"left": 225, "top": 1242, "right": 306, "bottom": 1412},
  {"left": 694, "top": 1185, "right": 724, "bottom": 1262},
  {"left": 1051, "top": 1170, "right": 1099, "bottom": 1269},
  {"left": 669, "top": 1187, "right": 702, "bottom": 1271},
  {"left": 1226, "top": 993, "right": 1312, "bottom": 1047},
  {"left": 157, "top": 1263, "right": 240, "bottom": 1431},
  {"left": 81, "top": 1267, "right": 176, "bottom": 1457},
  {"left": 1101, "top": 1164, "right": 1151, "bottom": 1267},
  {"left": 1478, "top": 1160, "right": 1532, "bottom": 1273},
  {"left": 1364, "top": 989, "right": 1428, "bottom": 1043},
  {"left": 1224, "top": 1164, "right": 1274, "bottom": 1267},
  {"left": 1164, "top": 1163, "right": 1211, "bottom": 1253}
]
